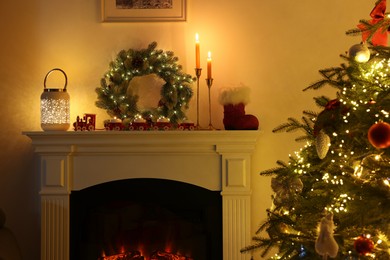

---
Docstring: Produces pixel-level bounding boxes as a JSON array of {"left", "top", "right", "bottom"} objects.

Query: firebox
[{"left": 70, "top": 178, "right": 222, "bottom": 260}]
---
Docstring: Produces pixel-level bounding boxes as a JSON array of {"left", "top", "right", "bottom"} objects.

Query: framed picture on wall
[{"left": 101, "top": 0, "right": 187, "bottom": 22}]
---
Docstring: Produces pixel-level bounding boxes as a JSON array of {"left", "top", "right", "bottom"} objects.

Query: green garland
[{"left": 95, "top": 42, "right": 194, "bottom": 124}]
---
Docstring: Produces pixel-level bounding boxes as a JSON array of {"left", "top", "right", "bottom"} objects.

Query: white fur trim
[{"left": 218, "top": 85, "right": 251, "bottom": 105}]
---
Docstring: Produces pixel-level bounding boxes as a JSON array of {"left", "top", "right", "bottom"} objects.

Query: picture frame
[{"left": 101, "top": 0, "right": 187, "bottom": 22}]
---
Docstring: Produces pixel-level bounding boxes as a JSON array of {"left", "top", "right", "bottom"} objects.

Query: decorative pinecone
[
  {"left": 131, "top": 55, "right": 144, "bottom": 69},
  {"left": 316, "top": 130, "right": 331, "bottom": 159}
]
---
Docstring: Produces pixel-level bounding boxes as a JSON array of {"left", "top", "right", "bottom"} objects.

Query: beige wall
[{"left": 0, "top": 0, "right": 373, "bottom": 259}]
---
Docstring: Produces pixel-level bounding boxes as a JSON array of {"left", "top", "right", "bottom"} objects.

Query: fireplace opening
[{"left": 70, "top": 178, "right": 222, "bottom": 260}]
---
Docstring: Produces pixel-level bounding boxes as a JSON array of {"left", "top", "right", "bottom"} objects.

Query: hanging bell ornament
[{"left": 40, "top": 68, "right": 70, "bottom": 131}]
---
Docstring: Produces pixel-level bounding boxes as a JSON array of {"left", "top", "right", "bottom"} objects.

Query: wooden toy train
[
  {"left": 73, "top": 114, "right": 195, "bottom": 131},
  {"left": 126, "top": 118, "right": 195, "bottom": 131},
  {"left": 104, "top": 118, "right": 125, "bottom": 131},
  {"left": 73, "top": 114, "right": 96, "bottom": 131}
]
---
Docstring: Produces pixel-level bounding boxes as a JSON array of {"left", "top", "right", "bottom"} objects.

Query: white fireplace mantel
[{"left": 24, "top": 130, "right": 259, "bottom": 260}]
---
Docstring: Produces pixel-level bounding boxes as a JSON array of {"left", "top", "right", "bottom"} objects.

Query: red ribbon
[
  {"left": 358, "top": 0, "right": 388, "bottom": 46},
  {"left": 325, "top": 99, "right": 341, "bottom": 110}
]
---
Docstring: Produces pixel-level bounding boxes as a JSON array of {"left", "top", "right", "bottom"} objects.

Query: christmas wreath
[{"left": 95, "top": 42, "right": 194, "bottom": 124}]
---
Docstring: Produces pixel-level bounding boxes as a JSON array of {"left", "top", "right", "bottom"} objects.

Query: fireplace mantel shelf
[
  {"left": 24, "top": 130, "right": 260, "bottom": 260},
  {"left": 24, "top": 130, "right": 259, "bottom": 150}
]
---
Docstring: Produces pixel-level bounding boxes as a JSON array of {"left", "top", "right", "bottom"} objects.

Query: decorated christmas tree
[{"left": 242, "top": 1, "right": 390, "bottom": 259}]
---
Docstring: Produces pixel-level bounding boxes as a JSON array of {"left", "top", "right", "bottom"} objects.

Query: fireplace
[
  {"left": 24, "top": 131, "right": 259, "bottom": 260},
  {"left": 70, "top": 178, "right": 222, "bottom": 259}
]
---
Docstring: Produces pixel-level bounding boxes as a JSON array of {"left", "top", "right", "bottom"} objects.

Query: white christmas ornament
[
  {"left": 316, "top": 130, "right": 331, "bottom": 159},
  {"left": 315, "top": 212, "right": 339, "bottom": 258},
  {"left": 348, "top": 43, "right": 370, "bottom": 63}
]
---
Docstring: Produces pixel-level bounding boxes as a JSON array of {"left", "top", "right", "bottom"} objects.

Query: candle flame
[
  {"left": 195, "top": 33, "right": 199, "bottom": 43},
  {"left": 207, "top": 51, "right": 212, "bottom": 60}
]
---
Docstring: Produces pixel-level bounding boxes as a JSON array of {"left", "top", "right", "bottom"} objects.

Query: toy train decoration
[
  {"left": 104, "top": 117, "right": 125, "bottom": 131},
  {"left": 126, "top": 117, "right": 195, "bottom": 131},
  {"left": 73, "top": 114, "right": 195, "bottom": 131},
  {"left": 73, "top": 114, "right": 96, "bottom": 131}
]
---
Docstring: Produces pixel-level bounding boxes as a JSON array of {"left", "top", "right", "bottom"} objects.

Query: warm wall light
[{"left": 40, "top": 68, "right": 70, "bottom": 131}]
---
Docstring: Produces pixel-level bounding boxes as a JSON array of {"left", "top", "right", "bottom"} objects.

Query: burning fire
[
  {"left": 100, "top": 249, "right": 193, "bottom": 260},
  {"left": 98, "top": 218, "right": 194, "bottom": 259},
  {"left": 100, "top": 250, "right": 143, "bottom": 260}
]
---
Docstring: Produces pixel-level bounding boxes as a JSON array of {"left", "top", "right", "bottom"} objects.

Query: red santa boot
[{"left": 219, "top": 86, "right": 259, "bottom": 130}]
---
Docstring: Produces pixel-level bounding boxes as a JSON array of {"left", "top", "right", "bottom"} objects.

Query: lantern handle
[{"left": 44, "top": 68, "right": 68, "bottom": 91}]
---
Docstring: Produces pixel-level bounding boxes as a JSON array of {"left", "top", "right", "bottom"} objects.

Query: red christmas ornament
[
  {"left": 367, "top": 122, "right": 390, "bottom": 149},
  {"left": 354, "top": 235, "right": 374, "bottom": 255}
]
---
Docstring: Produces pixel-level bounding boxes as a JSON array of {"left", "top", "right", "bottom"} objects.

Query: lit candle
[
  {"left": 195, "top": 33, "right": 200, "bottom": 69},
  {"left": 157, "top": 116, "right": 170, "bottom": 123},
  {"left": 133, "top": 115, "right": 146, "bottom": 123},
  {"left": 110, "top": 117, "right": 122, "bottom": 123},
  {"left": 207, "top": 51, "right": 212, "bottom": 79}
]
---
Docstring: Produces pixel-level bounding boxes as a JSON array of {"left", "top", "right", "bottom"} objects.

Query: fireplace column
[
  {"left": 218, "top": 144, "right": 253, "bottom": 260},
  {"left": 39, "top": 148, "right": 73, "bottom": 260}
]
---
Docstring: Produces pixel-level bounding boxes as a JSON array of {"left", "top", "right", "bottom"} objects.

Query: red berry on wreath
[
  {"left": 354, "top": 235, "right": 374, "bottom": 255},
  {"left": 367, "top": 122, "right": 390, "bottom": 149}
]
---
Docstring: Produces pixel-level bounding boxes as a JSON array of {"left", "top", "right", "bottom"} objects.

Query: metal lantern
[{"left": 40, "top": 68, "right": 70, "bottom": 131}]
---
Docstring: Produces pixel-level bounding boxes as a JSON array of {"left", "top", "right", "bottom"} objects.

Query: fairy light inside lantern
[{"left": 40, "top": 68, "right": 70, "bottom": 131}]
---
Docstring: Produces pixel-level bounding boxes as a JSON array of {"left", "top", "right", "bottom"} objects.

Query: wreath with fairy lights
[{"left": 95, "top": 42, "right": 194, "bottom": 124}]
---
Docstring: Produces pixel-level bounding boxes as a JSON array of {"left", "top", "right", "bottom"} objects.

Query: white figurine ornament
[{"left": 315, "top": 212, "right": 339, "bottom": 259}]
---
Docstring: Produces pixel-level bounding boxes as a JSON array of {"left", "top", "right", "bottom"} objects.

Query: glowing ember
[
  {"left": 150, "top": 250, "right": 193, "bottom": 260},
  {"left": 99, "top": 250, "right": 144, "bottom": 260},
  {"left": 99, "top": 250, "right": 193, "bottom": 260}
]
